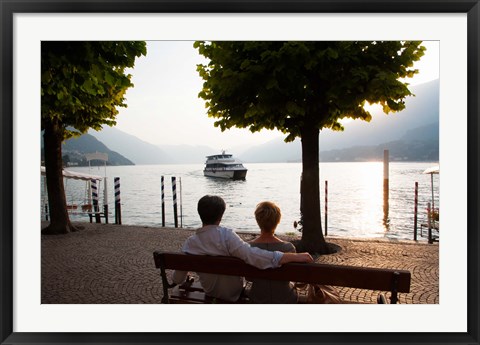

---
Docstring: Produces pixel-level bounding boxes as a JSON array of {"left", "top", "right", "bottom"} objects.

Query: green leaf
[{"left": 82, "top": 79, "right": 95, "bottom": 94}]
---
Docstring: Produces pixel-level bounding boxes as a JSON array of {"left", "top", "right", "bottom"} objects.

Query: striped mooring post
[
  {"left": 91, "top": 179, "right": 101, "bottom": 223},
  {"left": 179, "top": 177, "right": 183, "bottom": 228},
  {"left": 172, "top": 176, "right": 178, "bottom": 228},
  {"left": 114, "top": 177, "right": 122, "bottom": 225},
  {"left": 171, "top": 176, "right": 178, "bottom": 228},
  {"left": 161, "top": 176, "right": 165, "bottom": 227},
  {"left": 103, "top": 177, "right": 109, "bottom": 224},
  {"left": 414, "top": 182, "right": 418, "bottom": 241},
  {"left": 324, "top": 180, "right": 328, "bottom": 236}
]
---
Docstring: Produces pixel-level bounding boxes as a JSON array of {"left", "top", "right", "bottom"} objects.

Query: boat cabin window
[{"left": 206, "top": 154, "right": 235, "bottom": 160}]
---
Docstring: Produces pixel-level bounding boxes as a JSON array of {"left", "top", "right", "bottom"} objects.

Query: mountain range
[
  {"left": 64, "top": 78, "right": 439, "bottom": 164},
  {"left": 61, "top": 133, "right": 134, "bottom": 166}
]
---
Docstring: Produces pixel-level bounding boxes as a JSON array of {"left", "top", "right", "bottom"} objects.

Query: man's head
[
  {"left": 197, "top": 195, "right": 226, "bottom": 225},
  {"left": 255, "top": 201, "right": 281, "bottom": 234}
]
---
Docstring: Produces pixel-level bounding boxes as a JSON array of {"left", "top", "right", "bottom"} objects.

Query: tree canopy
[
  {"left": 195, "top": 41, "right": 425, "bottom": 253},
  {"left": 42, "top": 41, "right": 147, "bottom": 138},
  {"left": 196, "top": 41, "right": 424, "bottom": 140}
]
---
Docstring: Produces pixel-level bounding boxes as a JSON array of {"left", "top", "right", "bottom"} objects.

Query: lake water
[{"left": 41, "top": 162, "right": 439, "bottom": 241}]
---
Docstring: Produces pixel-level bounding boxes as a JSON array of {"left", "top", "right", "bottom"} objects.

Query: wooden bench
[{"left": 153, "top": 251, "right": 411, "bottom": 304}]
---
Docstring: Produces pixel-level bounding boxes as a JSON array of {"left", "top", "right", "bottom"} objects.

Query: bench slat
[{"left": 154, "top": 251, "right": 410, "bottom": 293}]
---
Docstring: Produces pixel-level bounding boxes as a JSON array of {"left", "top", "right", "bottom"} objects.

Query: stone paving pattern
[{"left": 41, "top": 222, "right": 438, "bottom": 304}]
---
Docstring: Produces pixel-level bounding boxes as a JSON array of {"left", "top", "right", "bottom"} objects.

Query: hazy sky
[{"left": 113, "top": 41, "right": 439, "bottom": 150}]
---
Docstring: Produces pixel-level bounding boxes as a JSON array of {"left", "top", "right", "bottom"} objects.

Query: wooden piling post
[
  {"left": 161, "top": 176, "right": 165, "bottom": 227},
  {"left": 383, "top": 149, "right": 389, "bottom": 226},
  {"left": 427, "top": 202, "right": 433, "bottom": 244},
  {"left": 324, "top": 180, "right": 328, "bottom": 237},
  {"left": 43, "top": 176, "right": 49, "bottom": 221},
  {"left": 414, "top": 182, "right": 418, "bottom": 241}
]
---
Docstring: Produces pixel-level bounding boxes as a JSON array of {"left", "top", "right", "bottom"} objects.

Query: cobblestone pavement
[
  {"left": 41, "top": 222, "right": 438, "bottom": 304},
  {"left": 313, "top": 238, "right": 439, "bottom": 304}
]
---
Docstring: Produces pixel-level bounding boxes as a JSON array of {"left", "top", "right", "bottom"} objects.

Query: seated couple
[{"left": 172, "top": 195, "right": 312, "bottom": 303}]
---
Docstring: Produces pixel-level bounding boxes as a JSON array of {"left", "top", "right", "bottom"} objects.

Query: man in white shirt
[{"left": 172, "top": 195, "right": 313, "bottom": 302}]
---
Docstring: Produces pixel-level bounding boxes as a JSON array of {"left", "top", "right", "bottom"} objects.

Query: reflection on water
[{"left": 41, "top": 162, "right": 439, "bottom": 241}]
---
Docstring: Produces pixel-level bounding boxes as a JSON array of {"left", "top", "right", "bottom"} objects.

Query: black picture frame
[{"left": 1, "top": 1, "right": 479, "bottom": 344}]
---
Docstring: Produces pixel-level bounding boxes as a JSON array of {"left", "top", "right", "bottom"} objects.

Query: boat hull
[{"left": 204, "top": 169, "right": 247, "bottom": 180}]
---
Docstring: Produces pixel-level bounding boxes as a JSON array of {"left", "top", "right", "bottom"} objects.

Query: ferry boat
[{"left": 203, "top": 151, "right": 248, "bottom": 180}]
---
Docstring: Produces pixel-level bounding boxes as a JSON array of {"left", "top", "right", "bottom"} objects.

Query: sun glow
[
  {"left": 357, "top": 162, "right": 386, "bottom": 232},
  {"left": 330, "top": 162, "right": 387, "bottom": 236},
  {"left": 363, "top": 101, "right": 383, "bottom": 114},
  {"left": 339, "top": 102, "right": 383, "bottom": 125}
]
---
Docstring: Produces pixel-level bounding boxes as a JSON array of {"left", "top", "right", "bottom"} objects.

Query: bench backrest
[{"left": 153, "top": 251, "right": 411, "bottom": 293}]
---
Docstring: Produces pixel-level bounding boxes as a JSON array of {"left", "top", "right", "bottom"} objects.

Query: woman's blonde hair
[{"left": 254, "top": 201, "right": 281, "bottom": 233}]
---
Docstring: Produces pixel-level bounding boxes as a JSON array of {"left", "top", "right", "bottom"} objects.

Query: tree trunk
[
  {"left": 42, "top": 118, "right": 77, "bottom": 234},
  {"left": 299, "top": 125, "right": 329, "bottom": 254}
]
